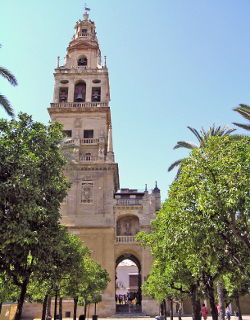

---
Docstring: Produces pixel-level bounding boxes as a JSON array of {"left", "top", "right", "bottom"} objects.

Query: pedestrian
[
  {"left": 128, "top": 298, "right": 132, "bottom": 314},
  {"left": 226, "top": 305, "right": 230, "bottom": 320},
  {"left": 201, "top": 303, "right": 208, "bottom": 320},
  {"left": 216, "top": 304, "right": 220, "bottom": 316}
]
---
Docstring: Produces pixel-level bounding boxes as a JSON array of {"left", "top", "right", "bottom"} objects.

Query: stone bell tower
[{"left": 46, "top": 9, "right": 160, "bottom": 318}]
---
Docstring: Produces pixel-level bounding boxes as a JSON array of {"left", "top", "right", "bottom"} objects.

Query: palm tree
[
  {"left": 168, "top": 124, "right": 236, "bottom": 173},
  {"left": 233, "top": 104, "right": 250, "bottom": 131},
  {"left": 0, "top": 46, "right": 18, "bottom": 117}
]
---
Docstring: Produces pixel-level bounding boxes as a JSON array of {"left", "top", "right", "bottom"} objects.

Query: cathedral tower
[{"left": 46, "top": 9, "right": 160, "bottom": 317}]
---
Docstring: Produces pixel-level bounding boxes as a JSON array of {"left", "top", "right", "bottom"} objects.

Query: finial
[
  {"left": 104, "top": 56, "right": 107, "bottom": 68},
  {"left": 57, "top": 56, "right": 60, "bottom": 68},
  {"left": 155, "top": 181, "right": 157, "bottom": 188},
  {"left": 85, "top": 3, "right": 90, "bottom": 12},
  {"left": 145, "top": 184, "right": 147, "bottom": 192}
]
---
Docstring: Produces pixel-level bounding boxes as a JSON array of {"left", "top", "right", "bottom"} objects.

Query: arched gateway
[
  {"left": 115, "top": 253, "right": 142, "bottom": 314},
  {"left": 22, "top": 8, "right": 161, "bottom": 319}
]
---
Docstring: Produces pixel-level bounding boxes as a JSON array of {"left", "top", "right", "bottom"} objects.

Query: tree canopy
[
  {"left": 138, "top": 135, "right": 250, "bottom": 320},
  {"left": 0, "top": 113, "right": 71, "bottom": 320}
]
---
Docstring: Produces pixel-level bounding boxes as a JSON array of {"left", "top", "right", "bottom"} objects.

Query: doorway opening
[{"left": 115, "top": 254, "right": 142, "bottom": 314}]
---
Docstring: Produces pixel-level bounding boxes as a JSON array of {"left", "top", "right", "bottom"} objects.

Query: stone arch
[
  {"left": 116, "top": 214, "right": 139, "bottom": 237},
  {"left": 115, "top": 251, "right": 142, "bottom": 312},
  {"left": 77, "top": 54, "right": 88, "bottom": 66},
  {"left": 74, "top": 80, "right": 86, "bottom": 102}
]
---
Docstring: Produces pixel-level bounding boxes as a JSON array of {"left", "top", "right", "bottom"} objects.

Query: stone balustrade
[
  {"left": 114, "top": 199, "right": 142, "bottom": 206},
  {"left": 55, "top": 67, "right": 107, "bottom": 74},
  {"left": 50, "top": 102, "right": 109, "bottom": 108},
  {"left": 116, "top": 236, "right": 136, "bottom": 243},
  {"left": 79, "top": 155, "right": 100, "bottom": 162},
  {"left": 63, "top": 138, "right": 99, "bottom": 145}
]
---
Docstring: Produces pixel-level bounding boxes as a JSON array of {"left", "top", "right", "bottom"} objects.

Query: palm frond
[
  {"left": 0, "top": 66, "right": 18, "bottom": 86},
  {"left": 232, "top": 122, "right": 250, "bottom": 131},
  {"left": 168, "top": 159, "right": 184, "bottom": 172},
  {"left": 187, "top": 126, "right": 202, "bottom": 142},
  {"left": 173, "top": 141, "right": 199, "bottom": 150},
  {"left": 233, "top": 104, "right": 250, "bottom": 122},
  {"left": 0, "top": 94, "right": 15, "bottom": 117}
]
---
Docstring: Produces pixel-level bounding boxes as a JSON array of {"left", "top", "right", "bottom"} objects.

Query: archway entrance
[{"left": 115, "top": 253, "right": 142, "bottom": 314}]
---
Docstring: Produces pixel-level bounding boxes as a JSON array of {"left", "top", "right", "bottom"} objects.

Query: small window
[
  {"left": 63, "top": 130, "right": 72, "bottom": 137},
  {"left": 84, "top": 130, "right": 93, "bottom": 138},
  {"left": 85, "top": 153, "right": 91, "bottom": 161},
  {"left": 78, "top": 57, "right": 87, "bottom": 66},
  {"left": 59, "top": 87, "right": 68, "bottom": 102},
  {"left": 91, "top": 87, "right": 101, "bottom": 102},
  {"left": 82, "top": 29, "right": 87, "bottom": 34}
]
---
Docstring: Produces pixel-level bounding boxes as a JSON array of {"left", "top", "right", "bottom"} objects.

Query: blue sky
[{"left": 1, "top": 0, "right": 250, "bottom": 200}]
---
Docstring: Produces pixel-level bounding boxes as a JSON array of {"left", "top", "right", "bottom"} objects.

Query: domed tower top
[
  {"left": 71, "top": 10, "right": 97, "bottom": 42},
  {"left": 63, "top": 8, "right": 103, "bottom": 70}
]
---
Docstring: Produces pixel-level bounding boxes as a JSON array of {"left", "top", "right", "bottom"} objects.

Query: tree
[
  {"left": 233, "top": 104, "right": 250, "bottom": 131},
  {"left": 168, "top": 124, "right": 236, "bottom": 173},
  {"left": 0, "top": 46, "right": 17, "bottom": 117},
  {"left": 66, "top": 256, "right": 110, "bottom": 320},
  {"left": 0, "top": 113, "right": 71, "bottom": 320},
  {"left": 139, "top": 135, "right": 250, "bottom": 320},
  {"left": 26, "top": 229, "right": 90, "bottom": 320},
  {"left": 167, "top": 135, "right": 250, "bottom": 277}
]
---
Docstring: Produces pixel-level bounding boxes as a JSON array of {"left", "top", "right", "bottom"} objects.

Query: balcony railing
[
  {"left": 116, "top": 236, "right": 136, "bottom": 243},
  {"left": 63, "top": 138, "right": 99, "bottom": 145},
  {"left": 50, "top": 102, "right": 109, "bottom": 108},
  {"left": 55, "top": 67, "right": 106, "bottom": 74},
  {"left": 79, "top": 155, "right": 101, "bottom": 162},
  {"left": 114, "top": 199, "right": 142, "bottom": 206}
]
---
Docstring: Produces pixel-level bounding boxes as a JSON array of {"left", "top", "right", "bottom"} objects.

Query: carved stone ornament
[
  {"left": 81, "top": 182, "right": 93, "bottom": 204},
  {"left": 74, "top": 118, "right": 82, "bottom": 128}
]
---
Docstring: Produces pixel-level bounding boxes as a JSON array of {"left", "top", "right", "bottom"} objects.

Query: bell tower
[
  {"left": 46, "top": 9, "right": 160, "bottom": 318},
  {"left": 48, "top": 9, "right": 119, "bottom": 315}
]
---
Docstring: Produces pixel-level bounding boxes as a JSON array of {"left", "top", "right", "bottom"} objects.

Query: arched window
[
  {"left": 78, "top": 56, "right": 87, "bottom": 66},
  {"left": 74, "top": 82, "right": 86, "bottom": 102},
  {"left": 59, "top": 87, "right": 68, "bottom": 102}
]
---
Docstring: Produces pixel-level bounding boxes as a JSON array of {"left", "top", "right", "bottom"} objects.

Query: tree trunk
[
  {"left": 54, "top": 290, "right": 58, "bottom": 320},
  {"left": 73, "top": 296, "right": 78, "bottom": 320},
  {"left": 163, "top": 299, "right": 167, "bottom": 320},
  {"left": 206, "top": 279, "right": 218, "bottom": 320},
  {"left": 190, "top": 284, "right": 201, "bottom": 320},
  {"left": 0, "top": 302, "right": 2, "bottom": 315},
  {"left": 234, "top": 290, "right": 242, "bottom": 320},
  {"left": 170, "top": 299, "right": 173, "bottom": 320},
  {"left": 177, "top": 299, "right": 182, "bottom": 320},
  {"left": 217, "top": 280, "right": 224, "bottom": 320},
  {"left": 84, "top": 300, "right": 87, "bottom": 317},
  {"left": 13, "top": 277, "right": 29, "bottom": 320},
  {"left": 46, "top": 296, "right": 52, "bottom": 319},
  {"left": 42, "top": 294, "right": 48, "bottom": 320},
  {"left": 59, "top": 297, "right": 62, "bottom": 320}
]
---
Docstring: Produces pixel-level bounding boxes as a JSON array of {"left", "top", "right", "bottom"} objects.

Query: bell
[
  {"left": 61, "top": 95, "right": 66, "bottom": 101},
  {"left": 76, "top": 93, "right": 84, "bottom": 102}
]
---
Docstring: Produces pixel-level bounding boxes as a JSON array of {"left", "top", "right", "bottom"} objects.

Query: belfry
[{"left": 46, "top": 9, "right": 161, "bottom": 317}]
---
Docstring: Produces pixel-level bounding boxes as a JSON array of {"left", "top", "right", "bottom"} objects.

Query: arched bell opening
[
  {"left": 74, "top": 81, "right": 86, "bottom": 102},
  {"left": 115, "top": 253, "right": 142, "bottom": 314},
  {"left": 78, "top": 55, "right": 88, "bottom": 66}
]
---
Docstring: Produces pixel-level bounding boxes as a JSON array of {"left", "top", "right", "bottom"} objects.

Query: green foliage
[
  {"left": 168, "top": 124, "right": 237, "bottom": 173},
  {"left": 233, "top": 104, "right": 250, "bottom": 131},
  {"left": 0, "top": 58, "right": 17, "bottom": 117},
  {"left": 69, "top": 255, "right": 110, "bottom": 304},
  {"left": 0, "top": 113, "right": 71, "bottom": 319},
  {"left": 138, "top": 135, "right": 250, "bottom": 320}
]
